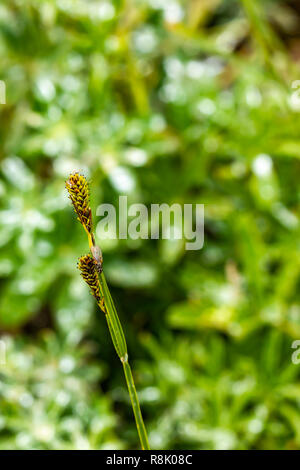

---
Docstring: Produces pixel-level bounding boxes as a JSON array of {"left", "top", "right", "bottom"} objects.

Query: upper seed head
[{"left": 66, "top": 173, "right": 92, "bottom": 233}]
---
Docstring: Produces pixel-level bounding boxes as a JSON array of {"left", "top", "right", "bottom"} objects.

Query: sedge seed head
[
  {"left": 66, "top": 173, "right": 92, "bottom": 233},
  {"left": 78, "top": 254, "right": 102, "bottom": 305}
]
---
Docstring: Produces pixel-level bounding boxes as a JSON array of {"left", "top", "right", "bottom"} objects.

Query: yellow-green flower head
[
  {"left": 78, "top": 254, "right": 102, "bottom": 305},
  {"left": 66, "top": 173, "right": 92, "bottom": 233}
]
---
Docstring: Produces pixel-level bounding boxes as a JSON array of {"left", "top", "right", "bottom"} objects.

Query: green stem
[
  {"left": 122, "top": 356, "right": 151, "bottom": 450},
  {"left": 99, "top": 272, "right": 150, "bottom": 450}
]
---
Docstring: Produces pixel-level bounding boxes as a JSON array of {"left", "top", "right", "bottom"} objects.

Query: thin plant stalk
[
  {"left": 66, "top": 173, "right": 150, "bottom": 450},
  {"left": 99, "top": 271, "right": 150, "bottom": 450}
]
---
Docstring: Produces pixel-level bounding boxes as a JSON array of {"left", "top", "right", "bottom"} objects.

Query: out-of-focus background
[{"left": 0, "top": 0, "right": 300, "bottom": 450}]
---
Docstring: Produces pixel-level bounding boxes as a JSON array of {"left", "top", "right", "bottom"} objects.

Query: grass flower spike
[
  {"left": 66, "top": 172, "right": 150, "bottom": 450},
  {"left": 78, "top": 254, "right": 104, "bottom": 309},
  {"left": 66, "top": 173, "right": 94, "bottom": 245}
]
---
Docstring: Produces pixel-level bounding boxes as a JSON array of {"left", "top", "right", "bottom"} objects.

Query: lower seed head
[{"left": 78, "top": 254, "right": 102, "bottom": 305}]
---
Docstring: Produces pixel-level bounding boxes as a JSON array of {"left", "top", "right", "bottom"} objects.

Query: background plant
[{"left": 0, "top": 0, "right": 300, "bottom": 450}]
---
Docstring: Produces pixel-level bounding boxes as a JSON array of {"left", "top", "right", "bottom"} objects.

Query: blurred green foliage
[{"left": 0, "top": 0, "right": 300, "bottom": 449}]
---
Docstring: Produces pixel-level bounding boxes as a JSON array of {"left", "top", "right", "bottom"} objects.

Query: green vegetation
[{"left": 0, "top": 0, "right": 300, "bottom": 450}]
